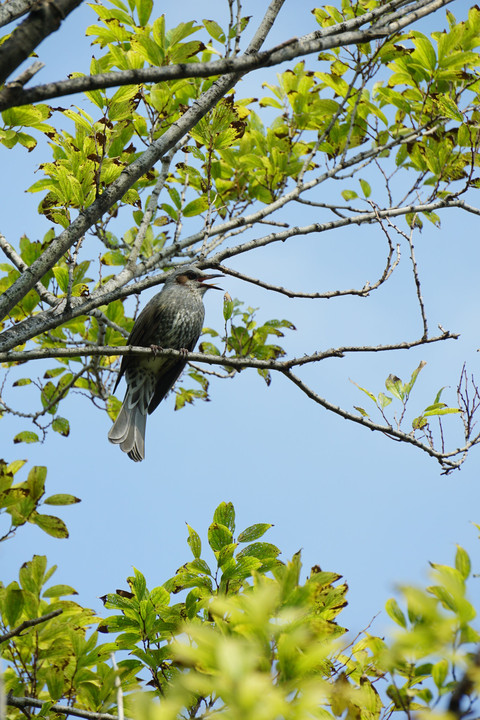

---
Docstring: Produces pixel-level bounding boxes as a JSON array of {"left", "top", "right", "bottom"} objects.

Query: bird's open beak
[{"left": 200, "top": 273, "right": 223, "bottom": 290}]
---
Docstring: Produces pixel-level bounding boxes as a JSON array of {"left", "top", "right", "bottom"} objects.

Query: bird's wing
[
  {"left": 148, "top": 335, "right": 198, "bottom": 414},
  {"left": 114, "top": 297, "right": 167, "bottom": 392},
  {"left": 147, "top": 359, "right": 187, "bottom": 414}
]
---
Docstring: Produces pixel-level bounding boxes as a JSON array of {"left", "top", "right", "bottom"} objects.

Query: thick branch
[
  {"left": 0, "top": 0, "right": 36, "bottom": 28},
  {"left": 0, "top": 0, "right": 284, "bottom": 324},
  {"left": 7, "top": 695, "right": 126, "bottom": 720},
  {"left": 0, "top": 608, "right": 62, "bottom": 643},
  {"left": 0, "top": 0, "right": 452, "bottom": 109},
  {"left": 0, "top": 0, "right": 83, "bottom": 85}
]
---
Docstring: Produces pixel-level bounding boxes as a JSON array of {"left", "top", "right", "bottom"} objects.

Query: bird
[{"left": 108, "top": 266, "right": 222, "bottom": 462}]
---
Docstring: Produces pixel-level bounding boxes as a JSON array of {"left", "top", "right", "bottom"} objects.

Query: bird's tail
[{"left": 108, "top": 392, "right": 147, "bottom": 462}]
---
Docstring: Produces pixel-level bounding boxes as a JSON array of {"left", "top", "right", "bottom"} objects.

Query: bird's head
[{"left": 167, "top": 266, "right": 223, "bottom": 295}]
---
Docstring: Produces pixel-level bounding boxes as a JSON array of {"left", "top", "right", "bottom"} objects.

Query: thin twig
[
  {"left": 6, "top": 695, "right": 129, "bottom": 720},
  {"left": 0, "top": 609, "right": 63, "bottom": 644}
]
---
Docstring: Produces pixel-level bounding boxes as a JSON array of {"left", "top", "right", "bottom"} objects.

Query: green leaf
[
  {"left": 45, "top": 667, "right": 64, "bottom": 702},
  {"left": 43, "top": 584, "right": 78, "bottom": 597},
  {"left": 432, "top": 658, "right": 448, "bottom": 688},
  {"left": 208, "top": 522, "right": 233, "bottom": 552},
  {"left": 412, "top": 415, "right": 428, "bottom": 430},
  {"left": 136, "top": 0, "right": 153, "bottom": 25},
  {"left": 404, "top": 361, "right": 426, "bottom": 396},
  {"left": 52, "top": 417, "right": 70, "bottom": 437},
  {"left": 423, "top": 406, "right": 460, "bottom": 417},
  {"left": 213, "top": 501, "right": 235, "bottom": 532},
  {"left": 4, "top": 586, "right": 24, "bottom": 626},
  {"left": 203, "top": 18, "right": 226, "bottom": 43},
  {"left": 186, "top": 523, "right": 202, "bottom": 559},
  {"left": 350, "top": 379, "right": 376, "bottom": 403},
  {"left": 13, "top": 431, "right": 39, "bottom": 444},
  {"left": 236, "top": 542, "right": 280, "bottom": 561},
  {"left": 237, "top": 523, "right": 273, "bottom": 543},
  {"left": 53, "top": 266, "right": 70, "bottom": 293},
  {"left": 385, "top": 597, "right": 407, "bottom": 628},
  {"left": 223, "top": 293, "right": 234, "bottom": 322},
  {"left": 359, "top": 178, "right": 371, "bottom": 197},
  {"left": 43, "top": 494, "right": 81, "bottom": 506},
  {"left": 31, "top": 512, "right": 69, "bottom": 538},
  {"left": 183, "top": 196, "right": 209, "bottom": 217},
  {"left": 455, "top": 545, "right": 471, "bottom": 580},
  {"left": 385, "top": 374, "right": 404, "bottom": 401},
  {"left": 354, "top": 406, "right": 369, "bottom": 417}
]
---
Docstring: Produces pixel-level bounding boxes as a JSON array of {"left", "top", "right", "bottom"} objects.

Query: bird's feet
[
  {"left": 149, "top": 344, "right": 163, "bottom": 357},
  {"left": 179, "top": 347, "right": 189, "bottom": 357}
]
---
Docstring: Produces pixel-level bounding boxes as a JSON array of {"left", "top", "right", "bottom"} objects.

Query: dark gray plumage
[{"left": 108, "top": 266, "right": 221, "bottom": 462}]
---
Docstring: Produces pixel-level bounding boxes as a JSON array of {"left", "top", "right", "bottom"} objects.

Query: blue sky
[{"left": 1, "top": 0, "right": 480, "bottom": 646}]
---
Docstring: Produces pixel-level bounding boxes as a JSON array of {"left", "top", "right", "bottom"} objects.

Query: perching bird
[{"left": 108, "top": 266, "right": 222, "bottom": 462}]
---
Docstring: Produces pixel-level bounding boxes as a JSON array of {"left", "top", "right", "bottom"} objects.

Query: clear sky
[{"left": 1, "top": 0, "right": 480, "bottom": 646}]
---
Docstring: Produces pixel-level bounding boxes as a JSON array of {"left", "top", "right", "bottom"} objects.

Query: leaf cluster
[{"left": 0, "top": 459, "right": 79, "bottom": 542}]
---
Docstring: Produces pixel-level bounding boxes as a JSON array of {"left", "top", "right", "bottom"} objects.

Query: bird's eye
[{"left": 176, "top": 270, "right": 196, "bottom": 284}]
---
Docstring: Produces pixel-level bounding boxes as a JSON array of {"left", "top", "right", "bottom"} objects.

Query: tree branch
[
  {"left": 0, "top": 195, "right": 470, "bottom": 356},
  {"left": 0, "top": 0, "right": 452, "bottom": 109},
  {"left": 281, "top": 369, "right": 473, "bottom": 471},
  {"left": 0, "top": 330, "right": 458, "bottom": 368},
  {"left": 211, "top": 233, "right": 400, "bottom": 298},
  {"left": 0, "top": 0, "right": 84, "bottom": 85},
  {"left": 0, "top": 0, "right": 285, "bottom": 324},
  {"left": 0, "top": 0, "right": 37, "bottom": 28},
  {"left": 0, "top": 608, "right": 63, "bottom": 644},
  {"left": 6, "top": 695, "right": 126, "bottom": 720}
]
